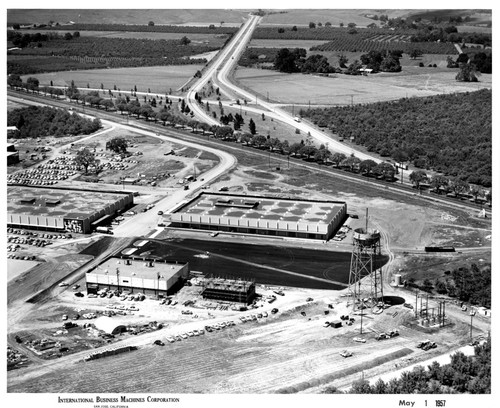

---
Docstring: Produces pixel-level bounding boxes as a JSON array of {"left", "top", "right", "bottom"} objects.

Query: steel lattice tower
[{"left": 348, "top": 225, "right": 383, "bottom": 311}]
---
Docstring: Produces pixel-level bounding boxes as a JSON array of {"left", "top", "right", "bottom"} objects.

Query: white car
[
  {"left": 353, "top": 337, "right": 366, "bottom": 343},
  {"left": 58, "top": 282, "right": 69, "bottom": 287}
]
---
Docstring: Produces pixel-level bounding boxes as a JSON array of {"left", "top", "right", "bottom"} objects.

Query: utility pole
[
  {"left": 415, "top": 291, "right": 418, "bottom": 318},
  {"left": 470, "top": 310, "right": 475, "bottom": 341}
]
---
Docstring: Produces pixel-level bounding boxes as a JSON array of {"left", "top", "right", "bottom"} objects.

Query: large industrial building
[
  {"left": 7, "top": 185, "right": 134, "bottom": 233},
  {"left": 170, "top": 192, "right": 347, "bottom": 240},
  {"left": 86, "top": 257, "right": 189, "bottom": 297}
]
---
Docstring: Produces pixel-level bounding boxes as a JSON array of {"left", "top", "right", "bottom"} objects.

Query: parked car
[{"left": 340, "top": 350, "right": 353, "bottom": 358}]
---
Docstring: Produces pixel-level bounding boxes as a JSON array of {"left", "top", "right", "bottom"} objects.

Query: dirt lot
[{"left": 7, "top": 271, "right": 491, "bottom": 393}]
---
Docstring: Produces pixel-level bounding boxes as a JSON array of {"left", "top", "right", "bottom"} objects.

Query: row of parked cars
[{"left": 7, "top": 228, "right": 73, "bottom": 240}]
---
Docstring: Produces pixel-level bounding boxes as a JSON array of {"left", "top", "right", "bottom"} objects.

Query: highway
[
  {"left": 186, "top": 14, "right": 261, "bottom": 127},
  {"left": 185, "top": 13, "right": 416, "bottom": 182}
]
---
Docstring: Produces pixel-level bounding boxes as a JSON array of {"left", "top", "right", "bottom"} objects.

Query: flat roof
[
  {"left": 90, "top": 257, "right": 185, "bottom": 280},
  {"left": 7, "top": 186, "right": 130, "bottom": 219},
  {"left": 175, "top": 193, "right": 345, "bottom": 225},
  {"left": 203, "top": 277, "right": 255, "bottom": 292}
]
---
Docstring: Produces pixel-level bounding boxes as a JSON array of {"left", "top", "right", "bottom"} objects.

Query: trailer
[{"left": 95, "top": 226, "right": 113, "bottom": 234}]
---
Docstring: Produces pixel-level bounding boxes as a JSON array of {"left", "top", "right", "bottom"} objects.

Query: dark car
[
  {"left": 153, "top": 340, "right": 165, "bottom": 346},
  {"left": 271, "top": 308, "right": 279, "bottom": 314}
]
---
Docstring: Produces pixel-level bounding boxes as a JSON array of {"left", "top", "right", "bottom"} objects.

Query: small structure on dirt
[{"left": 93, "top": 316, "right": 127, "bottom": 335}]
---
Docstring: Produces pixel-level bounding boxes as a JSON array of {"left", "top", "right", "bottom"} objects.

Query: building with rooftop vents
[{"left": 170, "top": 192, "right": 347, "bottom": 241}]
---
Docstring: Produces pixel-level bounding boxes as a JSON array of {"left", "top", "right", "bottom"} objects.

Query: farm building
[
  {"left": 170, "top": 192, "right": 347, "bottom": 240},
  {"left": 94, "top": 316, "right": 127, "bottom": 335},
  {"left": 7, "top": 186, "right": 134, "bottom": 233},
  {"left": 86, "top": 257, "right": 189, "bottom": 297},
  {"left": 201, "top": 277, "right": 256, "bottom": 304}
]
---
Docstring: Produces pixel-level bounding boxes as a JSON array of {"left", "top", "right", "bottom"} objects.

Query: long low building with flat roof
[
  {"left": 7, "top": 185, "right": 133, "bottom": 233},
  {"left": 170, "top": 192, "right": 347, "bottom": 240},
  {"left": 86, "top": 257, "right": 189, "bottom": 297}
]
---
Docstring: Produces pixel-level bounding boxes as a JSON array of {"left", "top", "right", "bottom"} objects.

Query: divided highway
[{"left": 186, "top": 13, "right": 415, "bottom": 181}]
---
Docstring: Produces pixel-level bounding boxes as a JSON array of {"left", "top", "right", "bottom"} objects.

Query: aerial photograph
[{"left": 5, "top": 3, "right": 494, "bottom": 406}]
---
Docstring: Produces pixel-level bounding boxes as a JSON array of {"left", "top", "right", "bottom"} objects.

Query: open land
[
  {"left": 234, "top": 67, "right": 492, "bottom": 105},
  {"left": 23, "top": 65, "right": 205, "bottom": 94},
  {"left": 7, "top": 9, "right": 251, "bottom": 26}
]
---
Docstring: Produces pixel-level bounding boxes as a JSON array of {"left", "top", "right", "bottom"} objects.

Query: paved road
[
  {"left": 8, "top": 95, "right": 237, "bottom": 238},
  {"left": 186, "top": 14, "right": 261, "bottom": 127},
  {"left": 100, "top": 120, "right": 237, "bottom": 237}
]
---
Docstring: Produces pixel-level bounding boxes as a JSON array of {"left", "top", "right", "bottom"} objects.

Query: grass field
[
  {"left": 234, "top": 66, "right": 492, "bottom": 105},
  {"left": 25, "top": 64, "right": 205, "bottom": 94}
]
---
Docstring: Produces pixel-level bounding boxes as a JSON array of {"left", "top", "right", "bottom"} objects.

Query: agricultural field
[
  {"left": 14, "top": 29, "right": 231, "bottom": 47},
  {"left": 7, "top": 9, "right": 251, "bottom": 26},
  {"left": 260, "top": 9, "right": 409, "bottom": 27},
  {"left": 234, "top": 66, "right": 492, "bottom": 105},
  {"left": 249, "top": 39, "right": 328, "bottom": 49},
  {"left": 25, "top": 64, "right": 205, "bottom": 95}
]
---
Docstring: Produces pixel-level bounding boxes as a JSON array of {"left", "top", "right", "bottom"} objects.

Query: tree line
[
  {"left": 300, "top": 90, "right": 492, "bottom": 187},
  {"left": 323, "top": 337, "right": 490, "bottom": 394},
  {"left": 7, "top": 105, "right": 101, "bottom": 138},
  {"left": 26, "top": 23, "right": 238, "bottom": 35}
]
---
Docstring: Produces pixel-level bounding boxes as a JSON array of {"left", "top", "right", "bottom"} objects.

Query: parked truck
[{"left": 95, "top": 226, "right": 113, "bottom": 234}]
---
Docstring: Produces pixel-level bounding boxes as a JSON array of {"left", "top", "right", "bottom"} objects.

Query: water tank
[
  {"left": 394, "top": 274, "right": 402, "bottom": 286},
  {"left": 353, "top": 228, "right": 381, "bottom": 246}
]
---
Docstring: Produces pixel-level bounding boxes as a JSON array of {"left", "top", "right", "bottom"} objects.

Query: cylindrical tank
[
  {"left": 394, "top": 274, "right": 402, "bottom": 286},
  {"left": 353, "top": 228, "right": 381, "bottom": 246}
]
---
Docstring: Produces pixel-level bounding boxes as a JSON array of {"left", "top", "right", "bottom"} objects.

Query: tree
[
  {"left": 291, "top": 25, "right": 297, "bottom": 31},
  {"left": 409, "top": 48, "right": 423, "bottom": 59},
  {"left": 345, "top": 60, "right": 363, "bottom": 75},
  {"left": 26, "top": 77, "right": 39, "bottom": 93},
  {"left": 148, "top": 21, "right": 155, "bottom": 26},
  {"left": 140, "top": 105, "right": 154, "bottom": 120},
  {"left": 331, "top": 152, "right": 347, "bottom": 167},
  {"left": 180, "top": 36, "right": 191, "bottom": 46},
  {"left": 449, "top": 177, "right": 469, "bottom": 196},
  {"left": 373, "top": 162, "right": 395, "bottom": 179},
  {"left": 274, "top": 48, "right": 301, "bottom": 73},
  {"left": 342, "top": 155, "right": 362, "bottom": 172},
  {"left": 409, "top": 170, "right": 427, "bottom": 189},
  {"left": 106, "top": 137, "right": 128, "bottom": 154},
  {"left": 338, "top": 54, "right": 349, "bottom": 68},
  {"left": 430, "top": 175, "right": 449, "bottom": 193},
  {"left": 75, "top": 148, "right": 96, "bottom": 174},
  {"left": 359, "top": 159, "right": 378, "bottom": 175},
  {"left": 309, "top": 22, "right": 316, "bottom": 29},
  {"left": 456, "top": 63, "right": 480, "bottom": 82},
  {"left": 7, "top": 74, "right": 23, "bottom": 89}
]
